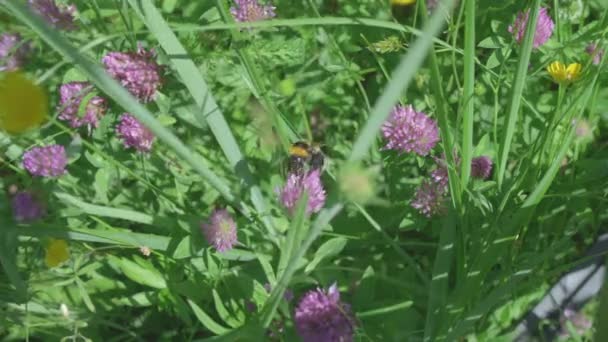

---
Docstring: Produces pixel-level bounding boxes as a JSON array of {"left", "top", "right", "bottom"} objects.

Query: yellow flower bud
[
  {"left": 0, "top": 71, "right": 48, "bottom": 134},
  {"left": 45, "top": 239, "right": 70, "bottom": 268}
]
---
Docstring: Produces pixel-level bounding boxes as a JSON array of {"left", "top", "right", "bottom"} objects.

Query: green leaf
[
  {"left": 188, "top": 299, "right": 230, "bottom": 335},
  {"left": 109, "top": 256, "right": 167, "bottom": 289},
  {"left": 304, "top": 237, "right": 347, "bottom": 273}
]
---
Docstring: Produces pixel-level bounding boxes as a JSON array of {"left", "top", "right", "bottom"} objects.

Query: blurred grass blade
[
  {"left": 128, "top": 0, "right": 276, "bottom": 237},
  {"left": 358, "top": 300, "right": 413, "bottom": 318},
  {"left": 277, "top": 192, "right": 309, "bottom": 279},
  {"left": 19, "top": 226, "right": 170, "bottom": 250},
  {"left": 348, "top": 0, "right": 457, "bottom": 162},
  {"left": 55, "top": 192, "right": 154, "bottom": 224},
  {"left": 423, "top": 209, "right": 456, "bottom": 341},
  {"left": 4, "top": 0, "right": 239, "bottom": 207},
  {"left": 460, "top": 0, "right": 475, "bottom": 187},
  {"left": 496, "top": 0, "right": 541, "bottom": 188},
  {"left": 0, "top": 229, "right": 26, "bottom": 302}
]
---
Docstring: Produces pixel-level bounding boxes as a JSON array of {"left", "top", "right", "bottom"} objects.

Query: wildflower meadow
[{"left": 1, "top": 0, "right": 607, "bottom": 340}]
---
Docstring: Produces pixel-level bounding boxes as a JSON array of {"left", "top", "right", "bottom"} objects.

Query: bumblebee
[{"left": 286, "top": 141, "right": 325, "bottom": 176}]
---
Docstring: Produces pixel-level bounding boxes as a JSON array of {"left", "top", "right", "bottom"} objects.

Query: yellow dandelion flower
[
  {"left": 547, "top": 61, "right": 582, "bottom": 84},
  {"left": 391, "top": 0, "right": 416, "bottom": 6},
  {"left": 45, "top": 239, "right": 70, "bottom": 268},
  {"left": 0, "top": 71, "right": 48, "bottom": 134}
]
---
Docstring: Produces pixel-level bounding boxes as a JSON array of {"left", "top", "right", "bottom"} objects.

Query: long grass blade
[
  {"left": 460, "top": 0, "right": 475, "bottom": 187},
  {"left": 496, "top": 0, "right": 541, "bottom": 188}
]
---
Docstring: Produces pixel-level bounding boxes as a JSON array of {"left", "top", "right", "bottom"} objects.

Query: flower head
[
  {"left": 22, "top": 145, "right": 68, "bottom": 177},
  {"left": 279, "top": 170, "right": 326, "bottom": 216},
  {"left": 116, "top": 114, "right": 155, "bottom": 152},
  {"left": 45, "top": 239, "right": 70, "bottom": 268},
  {"left": 28, "top": 0, "right": 77, "bottom": 30},
  {"left": 11, "top": 191, "right": 46, "bottom": 222},
  {"left": 201, "top": 209, "right": 238, "bottom": 253},
  {"left": 102, "top": 46, "right": 162, "bottom": 103},
  {"left": 294, "top": 283, "right": 355, "bottom": 342},
  {"left": 586, "top": 43, "right": 604, "bottom": 66},
  {"left": 0, "top": 33, "right": 32, "bottom": 72},
  {"left": 58, "top": 82, "right": 106, "bottom": 130},
  {"left": 230, "top": 0, "right": 276, "bottom": 23},
  {"left": 411, "top": 179, "right": 447, "bottom": 217},
  {"left": 382, "top": 105, "right": 439, "bottom": 156},
  {"left": 547, "top": 61, "right": 582, "bottom": 84},
  {"left": 0, "top": 71, "right": 48, "bottom": 134},
  {"left": 508, "top": 7, "right": 554, "bottom": 49},
  {"left": 471, "top": 156, "right": 493, "bottom": 180}
]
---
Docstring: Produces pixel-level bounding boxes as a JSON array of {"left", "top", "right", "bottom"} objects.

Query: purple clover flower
[
  {"left": 201, "top": 209, "right": 238, "bottom": 253},
  {"left": 22, "top": 145, "right": 68, "bottom": 177},
  {"left": 279, "top": 170, "right": 326, "bottom": 216},
  {"left": 0, "top": 33, "right": 32, "bottom": 72},
  {"left": 294, "top": 283, "right": 355, "bottom": 342},
  {"left": 102, "top": 46, "right": 162, "bottom": 103},
  {"left": 28, "top": 0, "right": 77, "bottom": 30},
  {"left": 586, "top": 43, "right": 604, "bottom": 66},
  {"left": 382, "top": 105, "right": 439, "bottom": 156},
  {"left": 58, "top": 82, "right": 107, "bottom": 130},
  {"left": 471, "top": 156, "right": 493, "bottom": 180},
  {"left": 115, "top": 114, "right": 155, "bottom": 153},
  {"left": 411, "top": 179, "right": 447, "bottom": 217},
  {"left": 11, "top": 191, "right": 46, "bottom": 222},
  {"left": 230, "top": 0, "right": 276, "bottom": 23},
  {"left": 508, "top": 7, "right": 554, "bottom": 49}
]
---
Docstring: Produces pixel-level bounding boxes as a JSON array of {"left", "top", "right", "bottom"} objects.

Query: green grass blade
[
  {"left": 496, "top": 0, "right": 541, "bottom": 188},
  {"left": 460, "top": 0, "right": 475, "bottom": 187},
  {"left": 423, "top": 209, "right": 456, "bottom": 341},
  {"left": 277, "top": 192, "right": 309, "bottom": 279},
  {"left": 19, "top": 225, "right": 171, "bottom": 250},
  {"left": 55, "top": 192, "right": 154, "bottom": 225},
  {"left": 127, "top": 0, "right": 276, "bottom": 237},
  {"left": 4, "top": 0, "right": 238, "bottom": 207},
  {"left": 0, "top": 228, "right": 27, "bottom": 302},
  {"left": 348, "top": 0, "right": 457, "bottom": 162}
]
